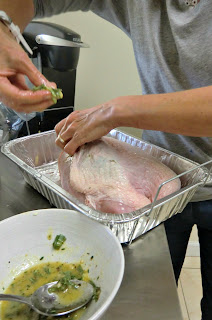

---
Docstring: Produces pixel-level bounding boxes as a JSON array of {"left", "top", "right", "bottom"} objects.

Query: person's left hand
[{"left": 55, "top": 103, "right": 117, "bottom": 156}]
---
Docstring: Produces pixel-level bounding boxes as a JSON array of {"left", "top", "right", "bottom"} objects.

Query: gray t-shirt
[{"left": 33, "top": 0, "right": 212, "bottom": 201}]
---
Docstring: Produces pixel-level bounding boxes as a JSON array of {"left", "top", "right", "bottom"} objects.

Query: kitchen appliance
[{"left": 18, "top": 21, "right": 88, "bottom": 136}]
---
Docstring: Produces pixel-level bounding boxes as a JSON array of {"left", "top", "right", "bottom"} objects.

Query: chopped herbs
[
  {"left": 89, "top": 280, "right": 101, "bottom": 302},
  {"left": 76, "top": 264, "right": 84, "bottom": 278},
  {"left": 40, "top": 256, "right": 44, "bottom": 260},
  {"left": 32, "top": 84, "right": 63, "bottom": 104},
  {"left": 43, "top": 266, "right": 51, "bottom": 274},
  {"left": 53, "top": 234, "right": 66, "bottom": 250},
  {"left": 1, "top": 260, "right": 100, "bottom": 320}
]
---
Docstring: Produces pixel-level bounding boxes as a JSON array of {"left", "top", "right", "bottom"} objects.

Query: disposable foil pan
[{"left": 2, "top": 129, "right": 212, "bottom": 243}]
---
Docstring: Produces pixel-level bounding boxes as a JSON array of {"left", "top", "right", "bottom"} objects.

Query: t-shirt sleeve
[{"left": 33, "top": 0, "right": 130, "bottom": 36}]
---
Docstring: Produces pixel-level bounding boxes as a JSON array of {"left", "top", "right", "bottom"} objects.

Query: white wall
[{"left": 41, "top": 11, "right": 142, "bottom": 138}]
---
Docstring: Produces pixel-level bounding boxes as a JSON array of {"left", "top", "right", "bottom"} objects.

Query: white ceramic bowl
[{"left": 0, "top": 209, "right": 125, "bottom": 319}]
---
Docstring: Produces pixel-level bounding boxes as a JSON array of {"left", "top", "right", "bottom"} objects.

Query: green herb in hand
[{"left": 32, "top": 84, "right": 63, "bottom": 104}]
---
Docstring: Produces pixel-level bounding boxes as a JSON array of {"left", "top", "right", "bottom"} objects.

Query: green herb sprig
[{"left": 32, "top": 84, "right": 63, "bottom": 104}]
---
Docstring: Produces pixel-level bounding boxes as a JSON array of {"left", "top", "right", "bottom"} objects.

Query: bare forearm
[
  {"left": 54, "top": 85, "right": 212, "bottom": 155},
  {"left": 113, "top": 86, "right": 212, "bottom": 137},
  {"left": 0, "top": 0, "right": 34, "bottom": 31}
]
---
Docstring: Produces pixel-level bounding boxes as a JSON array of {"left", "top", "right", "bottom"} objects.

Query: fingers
[
  {"left": 0, "top": 27, "right": 57, "bottom": 112},
  {"left": 56, "top": 122, "right": 88, "bottom": 155},
  {"left": 55, "top": 111, "right": 86, "bottom": 148},
  {"left": 2, "top": 33, "right": 51, "bottom": 88},
  {"left": 0, "top": 77, "right": 53, "bottom": 112},
  {"left": 55, "top": 112, "right": 80, "bottom": 151},
  {"left": 56, "top": 131, "right": 84, "bottom": 156},
  {"left": 21, "top": 100, "right": 56, "bottom": 112},
  {"left": 54, "top": 106, "right": 114, "bottom": 156},
  {"left": 55, "top": 118, "right": 72, "bottom": 149},
  {"left": 56, "top": 135, "right": 68, "bottom": 150},
  {"left": 55, "top": 117, "right": 67, "bottom": 135},
  {"left": 15, "top": 51, "right": 52, "bottom": 88},
  {"left": 63, "top": 134, "right": 85, "bottom": 156},
  {"left": 55, "top": 111, "right": 83, "bottom": 142},
  {"left": 62, "top": 124, "right": 108, "bottom": 156},
  {"left": 10, "top": 74, "right": 30, "bottom": 91}
]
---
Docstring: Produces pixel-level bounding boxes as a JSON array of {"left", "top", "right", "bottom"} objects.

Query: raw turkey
[{"left": 58, "top": 136, "right": 181, "bottom": 214}]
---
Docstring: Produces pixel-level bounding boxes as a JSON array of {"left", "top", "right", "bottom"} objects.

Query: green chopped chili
[
  {"left": 32, "top": 84, "right": 63, "bottom": 104},
  {"left": 53, "top": 234, "right": 66, "bottom": 250}
]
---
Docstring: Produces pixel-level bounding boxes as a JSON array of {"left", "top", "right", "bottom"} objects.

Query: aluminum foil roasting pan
[{"left": 2, "top": 129, "right": 212, "bottom": 243}]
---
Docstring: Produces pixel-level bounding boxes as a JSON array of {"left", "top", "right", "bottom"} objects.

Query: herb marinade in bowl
[{"left": 0, "top": 209, "right": 124, "bottom": 320}]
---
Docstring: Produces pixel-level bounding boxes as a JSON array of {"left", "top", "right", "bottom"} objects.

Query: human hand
[
  {"left": 0, "top": 23, "right": 55, "bottom": 113},
  {"left": 55, "top": 103, "right": 117, "bottom": 156}
]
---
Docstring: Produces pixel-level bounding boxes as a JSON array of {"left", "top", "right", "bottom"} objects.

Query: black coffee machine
[{"left": 18, "top": 21, "right": 88, "bottom": 136}]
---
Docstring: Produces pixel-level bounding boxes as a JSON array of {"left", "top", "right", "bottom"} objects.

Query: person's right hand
[{"left": 0, "top": 22, "right": 55, "bottom": 113}]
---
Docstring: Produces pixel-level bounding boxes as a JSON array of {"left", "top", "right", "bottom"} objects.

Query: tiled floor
[{"left": 178, "top": 256, "right": 202, "bottom": 320}]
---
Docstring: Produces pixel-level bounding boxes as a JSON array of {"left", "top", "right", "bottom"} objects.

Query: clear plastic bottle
[
  {"left": 12, "top": 110, "right": 36, "bottom": 122},
  {"left": 0, "top": 102, "right": 35, "bottom": 146}
]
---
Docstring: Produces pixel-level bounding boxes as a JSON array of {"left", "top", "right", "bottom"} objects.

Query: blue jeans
[{"left": 164, "top": 200, "right": 212, "bottom": 320}]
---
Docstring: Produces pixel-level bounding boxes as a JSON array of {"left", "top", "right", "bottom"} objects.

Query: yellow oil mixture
[{"left": 1, "top": 261, "right": 100, "bottom": 320}]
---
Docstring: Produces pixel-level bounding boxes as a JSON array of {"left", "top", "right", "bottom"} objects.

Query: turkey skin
[{"left": 58, "top": 136, "right": 181, "bottom": 214}]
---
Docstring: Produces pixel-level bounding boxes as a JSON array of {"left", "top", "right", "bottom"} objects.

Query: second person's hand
[
  {"left": 0, "top": 22, "right": 55, "bottom": 113},
  {"left": 55, "top": 103, "right": 118, "bottom": 156}
]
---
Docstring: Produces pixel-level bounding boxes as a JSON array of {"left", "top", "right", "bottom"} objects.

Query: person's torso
[
  {"left": 94, "top": 0, "right": 212, "bottom": 200},
  {"left": 34, "top": 0, "right": 212, "bottom": 200}
]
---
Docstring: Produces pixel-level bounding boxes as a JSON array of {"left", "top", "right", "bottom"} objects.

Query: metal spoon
[{"left": 0, "top": 280, "right": 94, "bottom": 317}]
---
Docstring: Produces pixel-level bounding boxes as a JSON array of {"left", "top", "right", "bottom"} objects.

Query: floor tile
[
  {"left": 190, "top": 225, "right": 198, "bottom": 242},
  {"left": 178, "top": 279, "right": 190, "bottom": 320},
  {"left": 180, "top": 269, "right": 202, "bottom": 320},
  {"left": 183, "top": 256, "right": 201, "bottom": 269}
]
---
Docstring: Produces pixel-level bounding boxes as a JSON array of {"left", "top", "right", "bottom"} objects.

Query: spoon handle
[{"left": 0, "top": 294, "right": 31, "bottom": 306}]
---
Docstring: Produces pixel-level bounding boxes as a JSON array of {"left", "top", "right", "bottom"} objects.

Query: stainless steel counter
[{"left": 0, "top": 150, "right": 183, "bottom": 320}]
